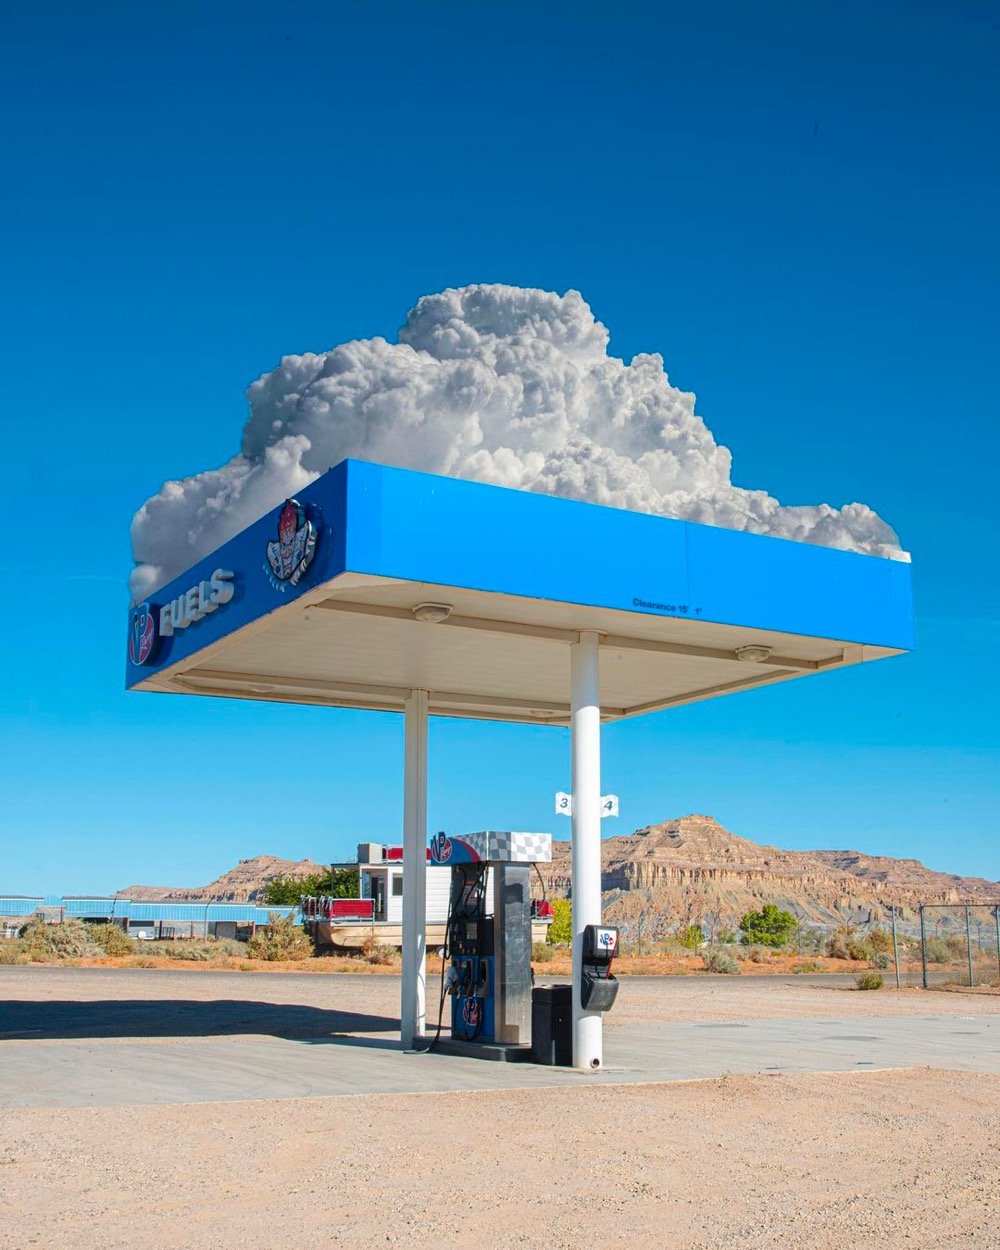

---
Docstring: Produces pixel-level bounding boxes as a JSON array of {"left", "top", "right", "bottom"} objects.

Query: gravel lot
[{"left": 1, "top": 966, "right": 998, "bottom": 1249}]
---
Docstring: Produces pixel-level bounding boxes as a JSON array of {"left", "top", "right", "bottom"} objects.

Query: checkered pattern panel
[{"left": 461, "top": 831, "right": 552, "bottom": 864}]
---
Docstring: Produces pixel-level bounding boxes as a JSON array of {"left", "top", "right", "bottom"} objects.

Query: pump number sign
[{"left": 555, "top": 793, "right": 619, "bottom": 817}]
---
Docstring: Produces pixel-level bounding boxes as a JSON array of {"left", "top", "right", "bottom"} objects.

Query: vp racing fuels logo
[
  {"left": 265, "top": 498, "right": 317, "bottom": 591},
  {"left": 128, "top": 602, "right": 156, "bottom": 665},
  {"left": 430, "top": 832, "right": 453, "bottom": 864}
]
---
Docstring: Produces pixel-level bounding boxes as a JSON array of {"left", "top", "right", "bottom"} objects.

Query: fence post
[
  {"left": 919, "top": 905, "right": 928, "bottom": 989},
  {"left": 966, "top": 906, "right": 974, "bottom": 988},
  {"left": 995, "top": 907, "right": 1000, "bottom": 989},
  {"left": 890, "top": 906, "right": 901, "bottom": 990}
]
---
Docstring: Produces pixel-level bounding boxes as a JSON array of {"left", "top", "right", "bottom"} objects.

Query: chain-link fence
[
  {"left": 605, "top": 903, "right": 1000, "bottom": 989},
  {"left": 918, "top": 904, "right": 1000, "bottom": 989}
]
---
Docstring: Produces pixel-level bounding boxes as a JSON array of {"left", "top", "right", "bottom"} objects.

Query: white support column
[
  {"left": 401, "top": 688, "right": 428, "bottom": 1048},
  {"left": 571, "top": 630, "right": 603, "bottom": 1070}
]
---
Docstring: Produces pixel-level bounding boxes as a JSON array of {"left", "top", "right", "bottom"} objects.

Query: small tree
[
  {"left": 547, "top": 898, "right": 572, "bottom": 944},
  {"left": 263, "top": 868, "right": 360, "bottom": 906},
  {"left": 739, "top": 904, "right": 796, "bottom": 948},
  {"left": 677, "top": 923, "right": 704, "bottom": 949}
]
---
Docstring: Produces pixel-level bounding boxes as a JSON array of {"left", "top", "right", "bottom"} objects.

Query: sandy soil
[
  {"left": 3, "top": 969, "right": 1000, "bottom": 1248},
  {"left": 1, "top": 1070, "right": 997, "bottom": 1250}
]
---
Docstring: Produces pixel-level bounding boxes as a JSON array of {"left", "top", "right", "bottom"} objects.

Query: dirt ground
[
  {"left": 6, "top": 963, "right": 997, "bottom": 1025},
  {"left": 2, "top": 969, "right": 999, "bottom": 1249},
  {"left": 1, "top": 1070, "right": 997, "bottom": 1249}
]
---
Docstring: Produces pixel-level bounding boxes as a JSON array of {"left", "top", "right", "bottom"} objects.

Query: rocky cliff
[
  {"left": 538, "top": 815, "right": 998, "bottom": 935},
  {"left": 118, "top": 855, "right": 327, "bottom": 903},
  {"left": 117, "top": 817, "right": 998, "bottom": 934}
]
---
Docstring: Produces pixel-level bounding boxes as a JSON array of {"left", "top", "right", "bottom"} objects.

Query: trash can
[{"left": 531, "top": 984, "right": 573, "bottom": 1066}]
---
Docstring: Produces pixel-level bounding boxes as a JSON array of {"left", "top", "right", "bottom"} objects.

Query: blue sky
[{"left": 2, "top": 1, "right": 997, "bottom": 892}]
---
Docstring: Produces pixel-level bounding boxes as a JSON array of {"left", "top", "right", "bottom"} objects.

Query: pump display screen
[{"left": 450, "top": 917, "right": 493, "bottom": 956}]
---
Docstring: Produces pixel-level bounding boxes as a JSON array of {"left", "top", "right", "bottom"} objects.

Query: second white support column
[
  {"left": 401, "top": 688, "right": 428, "bottom": 1048},
  {"left": 571, "top": 630, "right": 603, "bottom": 1070}
]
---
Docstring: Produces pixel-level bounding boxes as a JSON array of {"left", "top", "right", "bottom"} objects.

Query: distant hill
[
  {"left": 539, "top": 814, "right": 999, "bottom": 935},
  {"left": 118, "top": 855, "right": 327, "bottom": 903},
  {"left": 118, "top": 817, "right": 998, "bottom": 934}
]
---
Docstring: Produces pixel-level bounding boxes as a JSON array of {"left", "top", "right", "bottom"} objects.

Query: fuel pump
[
  {"left": 446, "top": 861, "right": 493, "bottom": 1041},
  {"left": 429, "top": 830, "right": 552, "bottom": 1050}
]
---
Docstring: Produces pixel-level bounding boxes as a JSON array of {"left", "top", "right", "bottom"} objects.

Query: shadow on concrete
[{"left": 0, "top": 999, "right": 399, "bottom": 1043}]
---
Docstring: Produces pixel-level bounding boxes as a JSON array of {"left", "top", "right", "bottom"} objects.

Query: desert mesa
[{"left": 119, "top": 814, "right": 998, "bottom": 936}]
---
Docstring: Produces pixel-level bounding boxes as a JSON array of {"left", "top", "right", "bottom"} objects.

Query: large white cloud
[{"left": 130, "top": 284, "right": 905, "bottom": 601}]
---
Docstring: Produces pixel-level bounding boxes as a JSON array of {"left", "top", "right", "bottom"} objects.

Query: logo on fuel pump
[{"left": 430, "top": 832, "right": 452, "bottom": 863}]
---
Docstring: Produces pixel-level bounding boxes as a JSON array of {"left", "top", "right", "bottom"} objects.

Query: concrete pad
[{"left": 2, "top": 1008, "right": 998, "bottom": 1109}]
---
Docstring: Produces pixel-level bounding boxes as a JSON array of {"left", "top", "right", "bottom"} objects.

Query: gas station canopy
[
  {"left": 126, "top": 458, "right": 913, "bottom": 719},
  {"left": 127, "top": 456, "right": 913, "bottom": 1066}
]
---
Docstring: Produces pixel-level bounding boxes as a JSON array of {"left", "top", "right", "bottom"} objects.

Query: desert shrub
[
  {"left": 531, "top": 942, "right": 556, "bottom": 963},
  {"left": 739, "top": 905, "right": 796, "bottom": 948},
  {"left": 848, "top": 938, "right": 874, "bottom": 961},
  {"left": 736, "top": 944, "right": 771, "bottom": 963},
  {"left": 20, "top": 916, "right": 102, "bottom": 961},
  {"left": 791, "top": 959, "right": 825, "bottom": 973},
  {"left": 702, "top": 948, "right": 740, "bottom": 974},
  {"left": 359, "top": 935, "right": 398, "bottom": 966},
  {"left": 165, "top": 942, "right": 218, "bottom": 961},
  {"left": 869, "top": 950, "right": 891, "bottom": 970},
  {"left": 856, "top": 972, "right": 884, "bottom": 991},
  {"left": 246, "top": 914, "right": 312, "bottom": 961},
  {"left": 0, "top": 941, "right": 27, "bottom": 964},
  {"left": 547, "top": 899, "right": 572, "bottom": 944},
  {"left": 866, "top": 928, "right": 894, "bottom": 955},
  {"left": 87, "top": 923, "right": 135, "bottom": 956},
  {"left": 146, "top": 937, "right": 247, "bottom": 960},
  {"left": 946, "top": 935, "right": 968, "bottom": 960},
  {"left": 791, "top": 924, "right": 825, "bottom": 955},
  {"left": 716, "top": 927, "right": 738, "bottom": 944},
  {"left": 923, "top": 936, "right": 963, "bottom": 964},
  {"left": 826, "top": 924, "right": 856, "bottom": 960},
  {"left": 923, "top": 937, "right": 948, "bottom": 964},
  {"left": 677, "top": 924, "right": 704, "bottom": 949}
]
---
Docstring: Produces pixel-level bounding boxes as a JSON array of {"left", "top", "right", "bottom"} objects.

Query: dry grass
[
  {"left": 2, "top": 944, "right": 892, "bottom": 978},
  {"left": 524, "top": 949, "right": 866, "bottom": 977}
]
